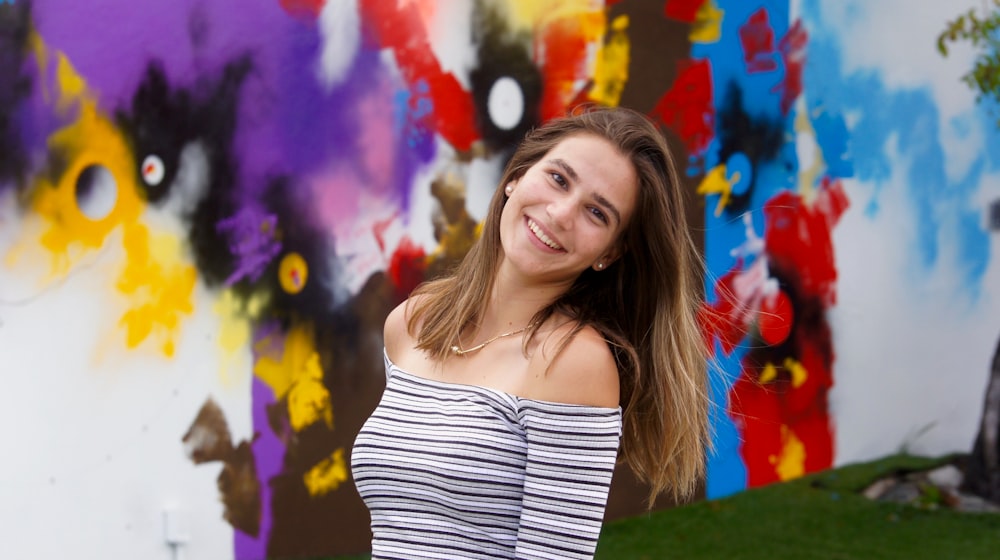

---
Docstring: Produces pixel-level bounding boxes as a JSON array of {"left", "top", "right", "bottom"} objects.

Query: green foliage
[{"left": 938, "top": 0, "right": 1000, "bottom": 114}]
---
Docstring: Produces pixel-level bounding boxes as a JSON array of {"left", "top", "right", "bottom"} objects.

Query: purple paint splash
[
  {"left": 216, "top": 206, "right": 282, "bottom": 285},
  {"left": 234, "top": 375, "right": 285, "bottom": 560}
]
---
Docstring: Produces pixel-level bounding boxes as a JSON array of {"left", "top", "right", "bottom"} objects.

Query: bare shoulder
[
  {"left": 383, "top": 295, "right": 423, "bottom": 358},
  {"left": 530, "top": 324, "right": 621, "bottom": 408}
]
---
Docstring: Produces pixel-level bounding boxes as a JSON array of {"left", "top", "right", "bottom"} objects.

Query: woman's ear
[
  {"left": 593, "top": 248, "right": 621, "bottom": 271},
  {"left": 593, "top": 239, "right": 627, "bottom": 271}
]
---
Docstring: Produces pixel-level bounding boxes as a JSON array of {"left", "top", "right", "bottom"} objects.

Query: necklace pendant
[{"left": 450, "top": 322, "right": 535, "bottom": 357}]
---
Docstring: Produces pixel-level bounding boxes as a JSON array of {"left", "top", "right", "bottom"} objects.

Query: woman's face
[{"left": 498, "top": 133, "right": 638, "bottom": 286}]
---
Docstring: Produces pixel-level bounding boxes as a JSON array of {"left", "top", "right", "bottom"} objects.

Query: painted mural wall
[{"left": 0, "top": 0, "right": 997, "bottom": 559}]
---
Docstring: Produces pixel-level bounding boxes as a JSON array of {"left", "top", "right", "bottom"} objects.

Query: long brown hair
[{"left": 408, "top": 106, "right": 710, "bottom": 505}]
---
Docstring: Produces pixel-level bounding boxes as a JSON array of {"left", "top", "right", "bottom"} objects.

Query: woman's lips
[{"left": 526, "top": 217, "right": 564, "bottom": 251}]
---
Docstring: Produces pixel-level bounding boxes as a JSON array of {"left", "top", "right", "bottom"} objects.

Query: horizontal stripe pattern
[{"left": 351, "top": 350, "right": 622, "bottom": 560}]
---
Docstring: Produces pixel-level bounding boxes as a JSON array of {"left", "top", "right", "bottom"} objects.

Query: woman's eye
[
  {"left": 550, "top": 172, "right": 567, "bottom": 187},
  {"left": 589, "top": 207, "right": 608, "bottom": 223}
]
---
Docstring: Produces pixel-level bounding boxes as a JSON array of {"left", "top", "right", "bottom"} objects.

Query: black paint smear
[
  {"left": 127, "top": 57, "right": 252, "bottom": 288},
  {"left": 115, "top": 63, "right": 195, "bottom": 204},
  {"left": 469, "top": 0, "right": 543, "bottom": 153},
  {"left": 743, "top": 264, "right": 833, "bottom": 394},
  {"left": 715, "top": 82, "right": 786, "bottom": 215},
  {"left": 245, "top": 175, "right": 337, "bottom": 323},
  {"left": 0, "top": 1, "right": 34, "bottom": 191},
  {"left": 115, "top": 56, "right": 251, "bottom": 288},
  {"left": 185, "top": 57, "right": 254, "bottom": 288}
]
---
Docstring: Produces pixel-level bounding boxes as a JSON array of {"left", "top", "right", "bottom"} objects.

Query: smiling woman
[{"left": 350, "top": 106, "right": 710, "bottom": 560}]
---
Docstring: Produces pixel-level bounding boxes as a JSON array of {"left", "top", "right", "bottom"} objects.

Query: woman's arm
[{"left": 514, "top": 400, "right": 622, "bottom": 560}]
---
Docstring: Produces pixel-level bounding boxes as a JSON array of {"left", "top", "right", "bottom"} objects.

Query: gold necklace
[{"left": 450, "top": 323, "right": 535, "bottom": 356}]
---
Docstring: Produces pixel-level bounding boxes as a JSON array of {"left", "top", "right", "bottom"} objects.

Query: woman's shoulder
[
  {"left": 528, "top": 322, "right": 620, "bottom": 408},
  {"left": 384, "top": 295, "right": 426, "bottom": 357}
]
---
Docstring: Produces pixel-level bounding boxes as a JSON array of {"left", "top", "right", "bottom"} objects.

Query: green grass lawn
[
  {"left": 596, "top": 454, "right": 1000, "bottom": 559},
  {"left": 335, "top": 454, "right": 1000, "bottom": 559}
]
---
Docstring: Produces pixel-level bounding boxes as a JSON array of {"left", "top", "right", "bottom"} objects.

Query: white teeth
[{"left": 528, "top": 220, "right": 562, "bottom": 250}]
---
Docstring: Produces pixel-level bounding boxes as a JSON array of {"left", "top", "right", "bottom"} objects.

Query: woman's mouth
[{"left": 527, "top": 218, "right": 563, "bottom": 251}]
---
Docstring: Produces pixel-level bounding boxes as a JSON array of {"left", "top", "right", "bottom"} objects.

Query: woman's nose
[{"left": 547, "top": 196, "right": 575, "bottom": 229}]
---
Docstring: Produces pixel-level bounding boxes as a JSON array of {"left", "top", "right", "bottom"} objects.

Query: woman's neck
[{"left": 481, "top": 266, "right": 572, "bottom": 333}]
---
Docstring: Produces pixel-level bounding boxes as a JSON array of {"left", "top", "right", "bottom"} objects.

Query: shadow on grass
[{"left": 332, "top": 454, "right": 1000, "bottom": 559}]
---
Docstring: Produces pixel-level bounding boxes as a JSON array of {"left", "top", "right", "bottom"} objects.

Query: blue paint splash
[{"left": 802, "top": 0, "right": 992, "bottom": 297}]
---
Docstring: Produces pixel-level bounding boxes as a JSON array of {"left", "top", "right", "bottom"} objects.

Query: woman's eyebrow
[
  {"left": 593, "top": 193, "right": 622, "bottom": 226},
  {"left": 548, "top": 158, "right": 621, "bottom": 225},
  {"left": 548, "top": 158, "right": 580, "bottom": 182}
]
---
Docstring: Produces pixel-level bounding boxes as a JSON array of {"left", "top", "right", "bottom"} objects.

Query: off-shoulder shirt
[{"left": 350, "top": 350, "right": 622, "bottom": 559}]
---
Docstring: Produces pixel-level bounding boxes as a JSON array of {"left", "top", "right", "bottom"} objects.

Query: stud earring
[
  {"left": 596, "top": 262, "right": 604, "bottom": 270},
  {"left": 505, "top": 185, "right": 513, "bottom": 196}
]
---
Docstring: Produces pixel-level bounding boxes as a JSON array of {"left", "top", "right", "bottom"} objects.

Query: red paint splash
[
  {"left": 277, "top": 0, "right": 324, "bottom": 19},
  {"left": 763, "top": 177, "right": 849, "bottom": 307},
  {"left": 738, "top": 179, "right": 847, "bottom": 486},
  {"left": 536, "top": 16, "right": 593, "bottom": 121},
  {"left": 774, "top": 19, "right": 808, "bottom": 114},
  {"left": 699, "top": 267, "right": 754, "bottom": 356},
  {"left": 739, "top": 8, "right": 778, "bottom": 73},
  {"left": 704, "top": 179, "right": 849, "bottom": 487},
  {"left": 663, "top": 0, "right": 706, "bottom": 23},
  {"left": 387, "top": 236, "right": 427, "bottom": 302},
  {"left": 758, "top": 288, "right": 793, "bottom": 346},
  {"left": 650, "top": 59, "right": 715, "bottom": 156},
  {"left": 359, "top": 0, "right": 479, "bottom": 151}
]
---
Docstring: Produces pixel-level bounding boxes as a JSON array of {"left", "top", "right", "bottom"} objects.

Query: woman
[{"left": 351, "top": 106, "right": 710, "bottom": 559}]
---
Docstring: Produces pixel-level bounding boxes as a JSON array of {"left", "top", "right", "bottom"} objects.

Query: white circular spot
[
  {"left": 75, "top": 164, "right": 118, "bottom": 221},
  {"left": 487, "top": 76, "right": 524, "bottom": 131},
  {"left": 141, "top": 154, "right": 165, "bottom": 187}
]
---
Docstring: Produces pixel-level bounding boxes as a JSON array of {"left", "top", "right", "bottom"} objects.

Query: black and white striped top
[{"left": 351, "top": 350, "right": 623, "bottom": 560}]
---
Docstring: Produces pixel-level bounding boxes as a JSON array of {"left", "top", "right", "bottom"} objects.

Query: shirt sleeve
[{"left": 514, "top": 401, "right": 623, "bottom": 560}]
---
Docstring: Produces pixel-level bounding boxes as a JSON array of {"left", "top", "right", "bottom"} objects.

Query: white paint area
[
  {"left": 0, "top": 212, "right": 252, "bottom": 560},
  {"left": 807, "top": 0, "right": 1000, "bottom": 467},
  {"left": 76, "top": 165, "right": 118, "bottom": 221},
  {"left": 487, "top": 76, "right": 525, "bottom": 130},
  {"left": 830, "top": 175, "right": 1000, "bottom": 465},
  {"left": 318, "top": 0, "right": 362, "bottom": 89},
  {"left": 142, "top": 154, "right": 166, "bottom": 188}
]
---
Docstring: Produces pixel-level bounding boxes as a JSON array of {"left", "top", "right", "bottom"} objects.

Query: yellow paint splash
[
  {"left": 303, "top": 448, "right": 348, "bottom": 497},
  {"left": 56, "top": 52, "right": 86, "bottom": 109},
  {"left": 794, "top": 102, "right": 825, "bottom": 201},
  {"left": 759, "top": 362, "right": 778, "bottom": 384},
  {"left": 505, "top": 0, "right": 601, "bottom": 28},
  {"left": 588, "top": 14, "right": 630, "bottom": 107},
  {"left": 278, "top": 252, "right": 308, "bottom": 294},
  {"left": 253, "top": 324, "right": 335, "bottom": 432},
  {"left": 10, "top": 33, "right": 200, "bottom": 358},
  {"left": 696, "top": 164, "right": 736, "bottom": 217},
  {"left": 213, "top": 289, "right": 270, "bottom": 386},
  {"left": 784, "top": 357, "right": 808, "bottom": 389},
  {"left": 287, "top": 353, "right": 334, "bottom": 431},
  {"left": 117, "top": 223, "right": 197, "bottom": 357},
  {"left": 27, "top": 97, "right": 144, "bottom": 275},
  {"left": 691, "top": 0, "right": 724, "bottom": 44},
  {"left": 758, "top": 359, "right": 807, "bottom": 388},
  {"left": 769, "top": 425, "right": 806, "bottom": 481}
]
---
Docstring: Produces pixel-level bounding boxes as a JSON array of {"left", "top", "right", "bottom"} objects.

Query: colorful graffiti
[
  {"left": 651, "top": 1, "right": 854, "bottom": 497},
  {"left": 4, "top": 0, "right": 998, "bottom": 557},
  {"left": 0, "top": 0, "right": 698, "bottom": 556}
]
